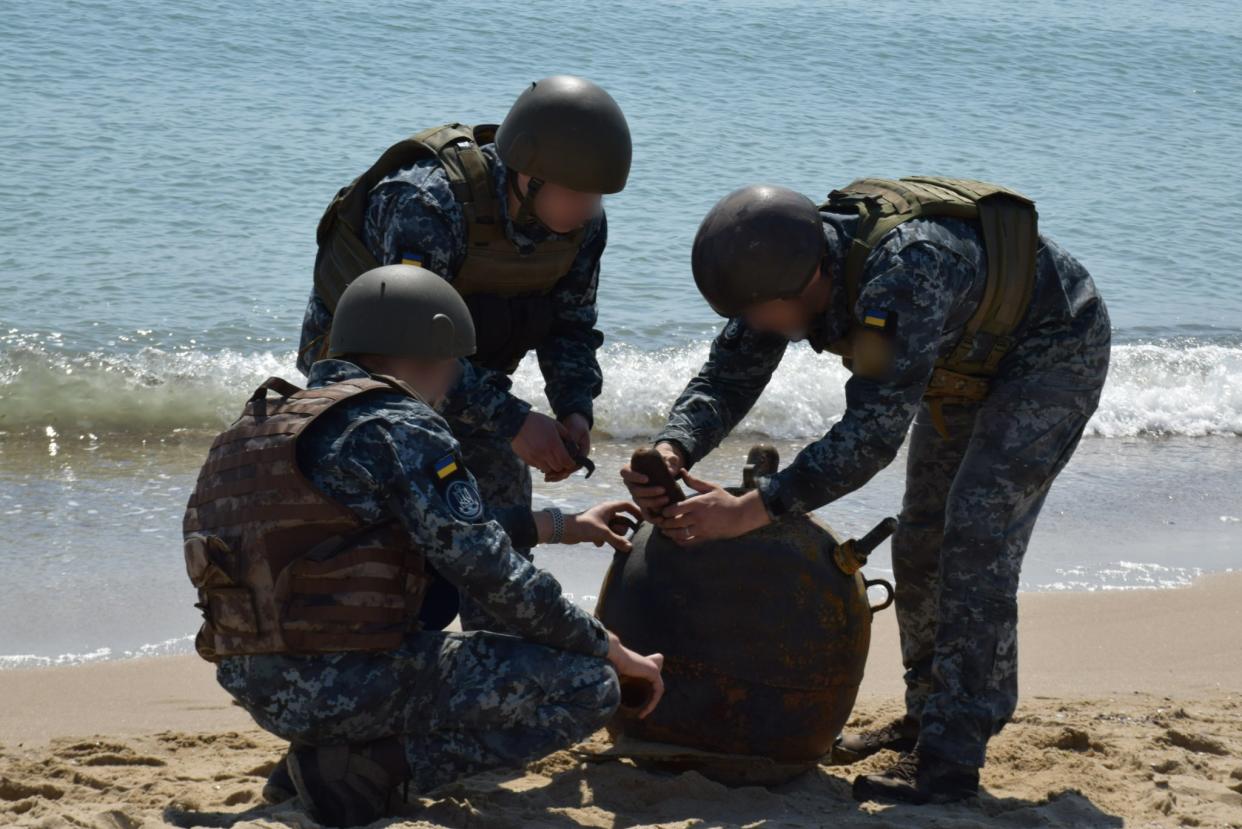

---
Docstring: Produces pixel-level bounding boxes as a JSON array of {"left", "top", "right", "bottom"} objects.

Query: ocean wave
[
  {"left": 0, "top": 634, "right": 196, "bottom": 670},
  {"left": 1040, "top": 561, "right": 1212, "bottom": 592},
  {"left": 1, "top": 339, "right": 1240, "bottom": 440}
]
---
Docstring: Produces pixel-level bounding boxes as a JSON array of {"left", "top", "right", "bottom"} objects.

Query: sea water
[{"left": 1, "top": 0, "right": 1239, "bottom": 665}]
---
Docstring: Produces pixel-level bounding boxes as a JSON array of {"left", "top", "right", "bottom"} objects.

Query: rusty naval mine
[{"left": 596, "top": 445, "right": 896, "bottom": 784}]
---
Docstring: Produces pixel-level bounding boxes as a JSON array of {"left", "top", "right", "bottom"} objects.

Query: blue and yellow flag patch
[
  {"left": 434, "top": 453, "right": 459, "bottom": 479},
  {"left": 400, "top": 251, "right": 424, "bottom": 267},
  {"left": 863, "top": 308, "right": 890, "bottom": 329}
]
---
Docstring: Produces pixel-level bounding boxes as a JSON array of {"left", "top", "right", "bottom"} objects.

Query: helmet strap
[{"left": 508, "top": 169, "right": 548, "bottom": 229}]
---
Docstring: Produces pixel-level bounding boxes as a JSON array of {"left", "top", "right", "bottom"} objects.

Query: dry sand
[{"left": 2, "top": 572, "right": 1240, "bottom": 828}]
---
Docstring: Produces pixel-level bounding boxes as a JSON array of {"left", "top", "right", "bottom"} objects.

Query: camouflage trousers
[
  {"left": 216, "top": 630, "right": 619, "bottom": 794},
  {"left": 891, "top": 300, "right": 1111, "bottom": 768},
  {"left": 456, "top": 428, "right": 535, "bottom": 633}
]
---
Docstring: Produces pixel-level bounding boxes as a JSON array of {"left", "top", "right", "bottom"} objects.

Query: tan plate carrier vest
[
  {"left": 821, "top": 176, "right": 1039, "bottom": 437},
  {"left": 313, "top": 123, "right": 584, "bottom": 311},
  {"left": 183, "top": 375, "right": 429, "bottom": 662}
]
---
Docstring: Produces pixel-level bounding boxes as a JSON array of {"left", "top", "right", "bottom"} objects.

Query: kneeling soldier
[{"left": 184, "top": 264, "right": 662, "bottom": 826}]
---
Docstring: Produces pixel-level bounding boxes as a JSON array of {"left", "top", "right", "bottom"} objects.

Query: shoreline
[
  {"left": 1, "top": 571, "right": 1240, "bottom": 827},
  {"left": 4, "top": 435, "right": 1239, "bottom": 666},
  {"left": 1, "top": 565, "right": 1236, "bottom": 674},
  {"left": 2, "top": 571, "right": 1239, "bottom": 745}
]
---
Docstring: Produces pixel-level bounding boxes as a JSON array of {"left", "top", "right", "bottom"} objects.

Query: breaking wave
[{"left": 1, "top": 338, "right": 1240, "bottom": 441}]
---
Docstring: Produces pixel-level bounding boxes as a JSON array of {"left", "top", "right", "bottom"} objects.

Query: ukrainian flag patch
[
  {"left": 863, "top": 308, "right": 890, "bottom": 329},
  {"left": 400, "top": 251, "right": 424, "bottom": 267},
  {"left": 434, "top": 453, "right": 459, "bottom": 479}
]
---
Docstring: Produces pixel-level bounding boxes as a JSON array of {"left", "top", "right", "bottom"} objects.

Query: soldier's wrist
[
  {"left": 533, "top": 508, "right": 566, "bottom": 545},
  {"left": 556, "top": 408, "right": 594, "bottom": 430},
  {"left": 654, "top": 439, "right": 689, "bottom": 469},
  {"left": 756, "top": 474, "right": 792, "bottom": 520},
  {"left": 737, "top": 489, "right": 774, "bottom": 534}
]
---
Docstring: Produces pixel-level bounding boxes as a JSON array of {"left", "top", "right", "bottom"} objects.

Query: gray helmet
[
  {"left": 328, "top": 265, "right": 476, "bottom": 360},
  {"left": 495, "top": 75, "right": 631, "bottom": 194},
  {"left": 692, "top": 185, "right": 826, "bottom": 317}
]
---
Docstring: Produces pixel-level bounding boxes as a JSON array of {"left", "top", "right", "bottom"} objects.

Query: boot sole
[
  {"left": 852, "top": 774, "right": 929, "bottom": 804},
  {"left": 851, "top": 773, "right": 978, "bottom": 805}
]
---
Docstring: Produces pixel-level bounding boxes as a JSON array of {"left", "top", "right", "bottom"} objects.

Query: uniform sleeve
[
  {"left": 654, "top": 318, "right": 788, "bottom": 467},
  {"left": 756, "top": 241, "right": 965, "bottom": 516},
  {"left": 365, "top": 180, "right": 532, "bottom": 440},
  {"left": 332, "top": 414, "right": 609, "bottom": 658},
  {"left": 296, "top": 291, "right": 334, "bottom": 377},
  {"left": 534, "top": 214, "right": 607, "bottom": 424},
  {"left": 482, "top": 501, "right": 539, "bottom": 551}
]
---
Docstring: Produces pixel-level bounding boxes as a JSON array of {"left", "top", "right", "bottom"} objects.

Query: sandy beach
[
  {"left": 1, "top": 572, "right": 1238, "bottom": 828},
  {"left": 3, "top": 0, "right": 1241, "bottom": 826}
]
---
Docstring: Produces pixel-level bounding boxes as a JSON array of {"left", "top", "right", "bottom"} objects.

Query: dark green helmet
[
  {"left": 496, "top": 75, "right": 631, "bottom": 194},
  {"left": 328, "top": 265, "right": 476, "bottom": 360},
  {"left": 692, "top": 185, "right": 825, "bottom": 317}
]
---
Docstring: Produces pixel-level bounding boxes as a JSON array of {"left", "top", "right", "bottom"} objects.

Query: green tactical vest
[
  {"left": 313, "top": 123, "right": 584, "bottom": 313},
  {"left": 821, "top": 177, "right": 1039, "bottom": 438}
]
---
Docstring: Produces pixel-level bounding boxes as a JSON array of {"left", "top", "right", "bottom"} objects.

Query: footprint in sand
[
  {"left": 1047, "top": 726, "right": 1106, "bottom": 753},
  {"left": 1163, "top": 728, "right": 1230, "bottom": 756},
  {"left": 0, "top": 778, "right": 65, "bottom": 802},
  {"left": 53, "top": 739, "right": 167, "bottom": 767}
]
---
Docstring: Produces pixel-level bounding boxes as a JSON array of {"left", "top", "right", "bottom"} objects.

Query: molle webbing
[
  {"left": 183, "top": 376, "right": 427, "bottom": 660},
  {"left": 823, "top": 177, "right": 1039, "bottom": 439},
  {"left": 825, "top": 176, "right": 1038, "bottom": 377},
  {"left": 312, "top": 123, "right": 583, "bottom": 313}
]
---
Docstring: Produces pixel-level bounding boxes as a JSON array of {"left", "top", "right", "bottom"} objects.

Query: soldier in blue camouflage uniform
[
  {"left": 208, "top": 266, "right": 662, "bottom": 826},
  {"left": 299, "top": 77, "right": 631, "bottom": 637},
  {"left": 621, "top": 182, "right": 1110, "bottom": 804}
]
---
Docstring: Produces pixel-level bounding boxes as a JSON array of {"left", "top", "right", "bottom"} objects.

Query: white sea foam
[
  {"left": 0, "top": 634, "right": 195, "bottom": 670},
  {"left": 1041, "top": 561, "right": 1209, "bottom": 592},
  {"left": 1, "top": 340, "right": 1240, "bottom": 440}
]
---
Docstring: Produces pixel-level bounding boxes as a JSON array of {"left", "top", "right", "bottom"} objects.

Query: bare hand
[
  {"left": 561, "top": 413, "right": 591, "bottom": 458},
  {"left": 511, "top": 412, "right": 577, "bottom": 477},
  {"left": 619, "top": 442, "right": 685, "bottom": 523},
  {"left": 564, "top": 501, "right": 642, "bottom": 552},
  {"left": 543, "top": 413, "right": 593, "bottom": 483},
  {"left": 606, "top": 632, "right": 665, "bottom": 719},
  {"left": 659, "top": 470, "right": 771, "bottom": 546}
]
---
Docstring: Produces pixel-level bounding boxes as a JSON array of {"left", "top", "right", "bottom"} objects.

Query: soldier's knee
[
  {"left": 892, "top": 517, "right": 942, "bottom": 556},
  {"left": 891, "top": 518, "right": 943, "bottom": 578},
  {"left": 899, "top": 487, "right": 950, "bottom": 525},
  {"left": 557, "top": 660, "right": 620, "bottom": 740},
  {"left": 590, "top": 662, "right": 622, "bottom": 725}
]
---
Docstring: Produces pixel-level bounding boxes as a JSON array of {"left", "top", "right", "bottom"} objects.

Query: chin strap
[{"left": 508, "top": 168, "right": 547, "bottom": 229}]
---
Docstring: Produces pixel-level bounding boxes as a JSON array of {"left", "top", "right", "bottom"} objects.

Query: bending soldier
[{"left": 622, "top": 179, "right": 1110, "bottom": 803}]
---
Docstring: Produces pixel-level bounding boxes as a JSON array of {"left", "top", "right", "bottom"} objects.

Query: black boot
[
  {"left": 261, "top": 752, "right": 296, "bottom": 804},
  {"left": 287, "top": 742, "right": 402, "bottom": 827},
  {"left": 831, "top": 715, "right": 919, "bottom": 764},
  {"left": 851, "top": 748, "right": 979, "bottom": 804}
]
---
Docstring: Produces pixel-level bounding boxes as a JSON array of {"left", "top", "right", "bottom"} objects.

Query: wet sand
[{"left": 1, "top": 572, "right": 1239, "bottom": 828}]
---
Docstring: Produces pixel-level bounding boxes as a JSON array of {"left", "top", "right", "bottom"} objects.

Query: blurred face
[
  {"left": 360, "top": 355, "right": 461, "bottom": 408},
  {"left": 742, "top": 267, "right": 829, "bottom": 340},
  {"left": 516, "top": 173, "right": 602, "bottom": 234}
]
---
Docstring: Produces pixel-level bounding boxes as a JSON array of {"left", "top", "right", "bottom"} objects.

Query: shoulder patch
[
  {"left": 444, "top": 479, "right": 484, "bottom": 521},
  {"left": 862, "top": 308, "right": 897, "bottom": 334},
  {"left": 429, "top": 450, "right": 484, "bottom": 522},
  {"left": 433, "top": 452, "right": 459, "bottom": 479},
  {"left": 721, "top": 318, "right": 744, "bottom": 344},
  {"left": 400, "top": 251, "right": 425, "bottom": 267}
]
